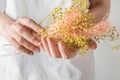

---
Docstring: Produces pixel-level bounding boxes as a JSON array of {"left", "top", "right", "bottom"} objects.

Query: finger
[
  {"left": 58, "top": 41, "right": 70, "bottom": 59},
  {"left": 14, "top": 23, "right": 40, "bottom": 46},
  {"left": 17, "top": 17, "right": 40, "bottom": 32},
  {"left": 38, "top": 36, "right": 44, "bottom": 49},
  {"left": 9, "top": 38, "right": 33, "bottom": 55},
  {"left": 41, "top": 37, "right": 50, "bottom": 55},
  {"left": 39, "top": 41, "right": 45, "bottom": 51},
  {"left": 11, "top": 31, "right": 40, "bottom": 53},
  {"left": 47, "top": 37, "right": 61, "bottom": 58},
  {"left": 15, "top": 34, "right": 40, "bottom": 53},
  {"left": 88, "top": 40, "right": 97, "bottom": 50}
]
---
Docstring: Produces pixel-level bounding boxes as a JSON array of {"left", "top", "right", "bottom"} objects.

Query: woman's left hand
[{"left": 39, "top": 36, "right": 97, "bottom": 59}]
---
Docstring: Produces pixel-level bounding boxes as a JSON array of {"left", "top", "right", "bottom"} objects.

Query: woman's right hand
[{"left": 1, "top": 16, "right": 41, "bottom": 55}]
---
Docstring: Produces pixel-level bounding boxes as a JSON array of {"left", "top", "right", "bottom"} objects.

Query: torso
[{"left": 0, "top": 0, "right": 95, "bottom": 80}]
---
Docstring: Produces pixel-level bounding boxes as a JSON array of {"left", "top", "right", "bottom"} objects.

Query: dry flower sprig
[{"left": 37, "top": 0, "right": 120, "bottom": 55}]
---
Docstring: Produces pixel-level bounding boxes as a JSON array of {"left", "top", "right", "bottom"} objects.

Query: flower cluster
[{"left": 38, "top": 0, "right": 120, "bottom": 55}]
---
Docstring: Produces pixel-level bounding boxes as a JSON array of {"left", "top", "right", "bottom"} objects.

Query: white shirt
[{"left": 0, "top": 0, "right": 95, "bottom": 80}]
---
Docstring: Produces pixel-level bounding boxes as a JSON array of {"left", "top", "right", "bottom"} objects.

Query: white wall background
[{"left": 95, "top": 0, "right": 120, "bottom": 80}]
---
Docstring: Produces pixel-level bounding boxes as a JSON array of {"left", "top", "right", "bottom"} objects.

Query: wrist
[{"left": 0, "top": 12, "right": 15, "bottom": 35}]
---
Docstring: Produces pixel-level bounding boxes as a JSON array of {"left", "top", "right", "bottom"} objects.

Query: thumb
[{"left": 88, "top": 40, "right": 97, "bottom": 50}]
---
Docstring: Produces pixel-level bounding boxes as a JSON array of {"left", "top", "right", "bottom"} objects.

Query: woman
[{"left": 0, "top": 0, "right": 110, "bottom": 80}]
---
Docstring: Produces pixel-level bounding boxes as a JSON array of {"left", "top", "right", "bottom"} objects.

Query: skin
[
  {"left": 89, "top": 0, "right": 110, "bottom": 23},
  {"left": 0, "top": 15, "right": 40, "bottom": 55},
  {"left": 0, "top": 0, "right": 110, "bottom": 59}
]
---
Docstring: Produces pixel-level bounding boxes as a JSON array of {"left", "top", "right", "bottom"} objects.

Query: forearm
[
  {"left": 89, "top": 0, "right": 110, "bottom": 23},
  {"left": 0, "top": 12, "right": 14, "bottom": 34}
]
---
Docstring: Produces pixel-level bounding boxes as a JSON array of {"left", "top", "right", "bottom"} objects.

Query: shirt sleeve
[{"left": 0, "top": 0, "right": 6, "bottom": 12}]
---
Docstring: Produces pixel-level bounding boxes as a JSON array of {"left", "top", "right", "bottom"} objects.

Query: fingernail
[
  {"left": 29, "top": 52, "right": 34, "bottom": 56},
  {"left": 39, "top": 36, "right": 42, "bottom": 38},
  {"left": 89, "top": 41, "right": 97, "bottom": 50},
  {"left": 34, "top": 40, "right": 39, "bottom": 46},
  {"left": 35, "top": 48, "right": 40, "bottom": 53}
]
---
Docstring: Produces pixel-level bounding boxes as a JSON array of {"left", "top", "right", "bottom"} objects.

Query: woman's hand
[
  {"left": 40, "top": 36, "right": 97, "bottom": 59},
  {"left": 0, "top": 15, "right": 41, "bottom": 55}
]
